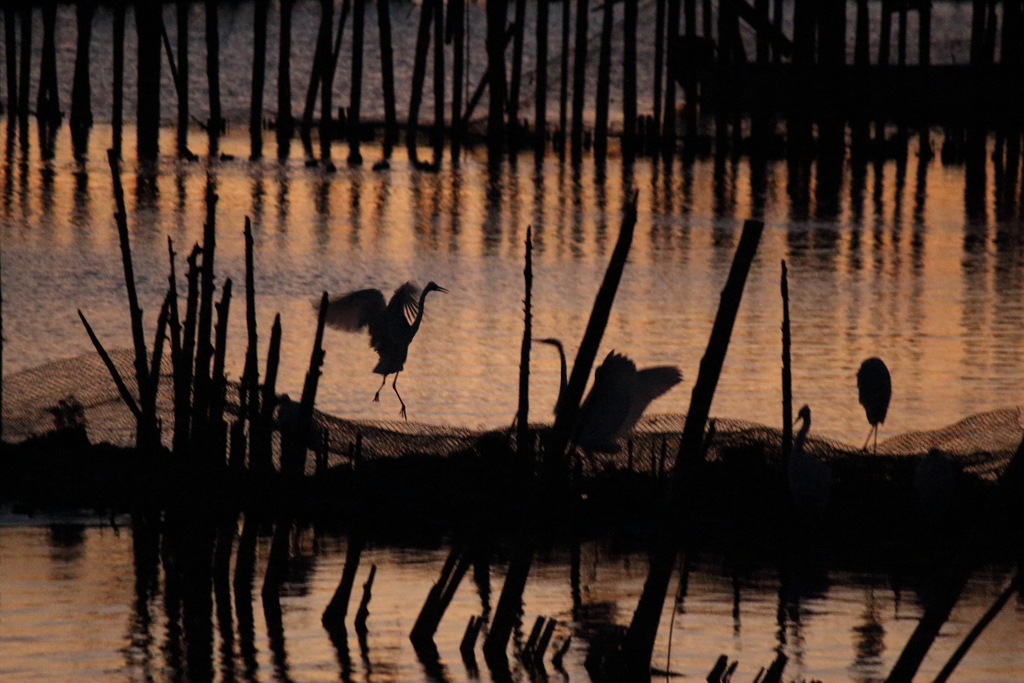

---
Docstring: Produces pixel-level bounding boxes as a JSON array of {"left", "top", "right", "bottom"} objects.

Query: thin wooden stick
[{"left": 78, "top": 309, "right": 141, "bottom": 420}]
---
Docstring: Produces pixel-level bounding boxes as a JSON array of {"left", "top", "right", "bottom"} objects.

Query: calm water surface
[{"left": 0, "top": 522, "right": 1022, "bottom": 682}]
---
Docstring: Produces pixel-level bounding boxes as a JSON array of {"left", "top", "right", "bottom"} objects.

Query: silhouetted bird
[
  {"left": 788, "top": 405, "right": 832, "bottom": 524},
  {"left": 857, "top": 357, "right": 892, "bottom": 453},
  {"left": 319, "top": 281, "right": 448, "bottom": 419},
  {"left": 535, "top": 339, "right": 682, "bottom": 454}
]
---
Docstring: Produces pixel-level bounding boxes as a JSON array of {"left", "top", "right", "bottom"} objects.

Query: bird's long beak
[{"left": 436, "top": 286, "right": 449, "bottom": 294}]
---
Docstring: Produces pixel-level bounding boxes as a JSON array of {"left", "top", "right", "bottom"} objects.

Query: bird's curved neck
[
  {"left": 792, "top": 419, "right": 811, "bottom": 460},
  {"left": 410, "top": 288, "right": 431, "bottom": 335}
]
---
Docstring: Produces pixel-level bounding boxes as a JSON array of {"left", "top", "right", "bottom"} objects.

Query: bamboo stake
[
  {"left": 210, "top": 278, "right": 233, "bottom": 441},
  {"left": 78, "top": 309, "right": 142, "bottom": 420},
  {"left": 243, "top": 218, "right": 260, "bottom": 430},
  {"left": 282, "top": 293, "right": 329, "bottom": 480}
]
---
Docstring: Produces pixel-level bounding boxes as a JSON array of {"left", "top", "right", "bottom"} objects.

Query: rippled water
[
  {"left": 0, "top": 522, "right": 1022, "bottom": 683},
  {"left": 4, "top": 121, "right": 1024, "bottom": 445}
]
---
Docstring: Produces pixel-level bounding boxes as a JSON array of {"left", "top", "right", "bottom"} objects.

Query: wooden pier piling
[
  {"left": 250, "top": 0, "right": 269, "bottom": 159},
  {"left": 348, "top": 0, "right": 365, "bottom": 165},
  {"left": 277, "top": 0, "right": 293, "bottom": 159},
  {"left": 570, "top": 0, "right": 588, "bottom": 162},
  {"left": 534, "top": 0, "right": 548, "bottom": 159},
  {"left": 594, "top": 0, "right": 615, "bottom": 162},
  {"left": 205, "top": 0, "right": 222, "bottom": 156}
]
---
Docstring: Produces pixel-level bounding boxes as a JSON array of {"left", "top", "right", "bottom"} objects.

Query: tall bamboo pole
[{"left": 251, "top": 0, "right": 269, "bottom": 159}]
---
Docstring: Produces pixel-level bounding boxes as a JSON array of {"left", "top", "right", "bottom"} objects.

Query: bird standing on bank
[
  {"left": 535, "top": 339, "right": 682, "bottom": 454},
  {"left": 857, "top": 357, "right": 891, "bottom": 454},
  {"left": 318, "top": 281, "right": 448, "bottom": 420},
  {"left": 788, "top": 404, "right": 832, "bottom": 524}
]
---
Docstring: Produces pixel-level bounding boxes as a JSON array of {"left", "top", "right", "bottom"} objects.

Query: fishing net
[{"left": 2, "top": 350, "right": 1016, "bottom": 483}]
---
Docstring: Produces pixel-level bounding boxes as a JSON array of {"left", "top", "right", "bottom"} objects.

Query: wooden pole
[
  {"left": 571, "top": 0, "right": 589, "bottom": 162},
  {"left": 781, "top": 260, "right": 792, "bottom": 461},
  {"left": 192, "top": 181, "right": 219, "bottom": 453},
  {"left": 451, "top": 0, "right": 466, "bottom": 162},
  {"left": 37, "top": 0, "right": 60, "bottom": 125},
  {"left": 624, "top": 220, "right": 764, "bottom": 674},
  {"left": 323, "top": 536, "right": 366, "bottom": 629},
  {"left": 432, "top": 0, "right": 445, "bottom": 164},
  {"left": 653, "top": 0, "right": 665, "bottom": 145},
  {"left": 622, "top": 0, "right": 638, "bottom": 161},
  {"left": 301, "top": 0, "right": 330, "bottom": 157},
  {"left": 516, "top": 226, "right": 533, "bottom": 461},
  {"left": 176, "top": 0, "right": 191, "bottom": 158},
  {"left": 277, "top": 0, "right": 293, "bottom": 159},
  {"left": 3, "top": 6, "right": 15, "bottom": 126},
  {"left": 18, "top": 0, "right": 30, "bottom": 128},
  {"left": 548, "top": 193, "right": 638, "bottom": 459},
  {"left": 378, "top": 0, "right": 398, "bottom": 154},
  {"left": 348, "top": 0, "right": 365, "bottom": 164},
  {"left": 593, "top": 0, "right": 614, "bottom": 162},
  {"left": 534, "top": 0, "right": 548, "bottom": 159},
  {"left": 112, "top": 0, "right": 124, "bottom": 158},
  {"left": 70, "top": 0, "right": 96, "bottom": 156},
  {"left": 662, "top": 0, "right": 680, "bottom": 155},
  {"left": 509, "top": 0, "right": 527, "bottom": 147},
  {"left": 250, "top": 0, "right": 269, "bottom": 159},
  {"left": 206, "top": 0, "right": 222, "bottom": 156},
  {"left": 486, "top": 0, "right": 508, "bottom": 161},
  {"left": 242, "top": 217, "right": 260, "bottom": 446},
  {"left": 483, "top": 544, "right": 534, "bottom": 660},
  {"left": 558, "top": 0, "right": 570, "bottom": 150},
  {"left": 407, "top": 0, "right": 434, "bottom": 165},
  {"left": 318, "top": 0, "right": 337, "bottom": 169}
]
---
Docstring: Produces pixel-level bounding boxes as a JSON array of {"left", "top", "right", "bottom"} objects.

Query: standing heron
[
  {"left": 788, "top": 405, "right": 832, "bottom": 524},
  {"left": 318, "top": 281, "right": 448, "bottom": 419},
  {"left": 535, "top": 339, "right": 682, "bottom": 454},
  {"left": 857, "top": 357, "right": 891, "bottom": 453}
]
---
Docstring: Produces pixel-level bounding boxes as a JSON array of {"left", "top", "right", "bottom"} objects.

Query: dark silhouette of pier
[{"left": 2, "top": 0, "right": 1023, "bottom": 168}]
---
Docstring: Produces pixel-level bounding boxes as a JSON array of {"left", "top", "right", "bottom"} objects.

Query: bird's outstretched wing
[
  {"left": 319, "top": 289, "right": 387, "bottom": 331},
  {"left": 576, "top": 352, "right": 640, "bottom": 453},
  {"left": 623, "top": 365, "right": 683, "bottom": 433},
  {"left": 386, "top": 282, "right": 422, "bottom": 328}
]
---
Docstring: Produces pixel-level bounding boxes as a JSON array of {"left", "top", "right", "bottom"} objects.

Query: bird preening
[
  {"left": 318, "top": 281, "right": 448, "bottom": 420},
  {"left": 857, "top": 357, "right": 892, "bottom": 453},
  {"left": 535, "top": 339, "right": 683, "bottom": 456}
]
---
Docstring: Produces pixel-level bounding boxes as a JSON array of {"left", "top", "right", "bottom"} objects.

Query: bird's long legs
[
  {"left": 862, "top": 424, "right": 879, "bottom": 453},
  {"left": 373, "top": 375, "right": 387, "bottom": 402},
  {"left": 392, "top": 374, "right": 407, "bottom": 420}
]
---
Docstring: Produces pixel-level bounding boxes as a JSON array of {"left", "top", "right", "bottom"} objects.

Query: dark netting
[{"left": 2, "top": 351, "right": 1016, "bottom": 482}]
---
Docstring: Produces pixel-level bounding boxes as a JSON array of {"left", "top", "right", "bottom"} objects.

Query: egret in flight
[
  {"left": 857, "top": 357, "right": 891, "bottom": 454},
  {"left": 318, "top": 281, "right": 448, "bottom": 419},
  {"left": 788, "top": 404, "right": 832, "bottom": 524},
  {"left": 535, "top": 339, "right": 682, "bottom": 454}
]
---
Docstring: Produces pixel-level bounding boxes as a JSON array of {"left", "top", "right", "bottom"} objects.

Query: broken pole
[
  {"left": 517, "top": 226, "right": 534, "bottom": 462},
  {"left": 623, "top": 220, "right": 764, "bottom": 674},
  {"left": 781, "top": 260, "right": 792, "bottom": 460}
]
